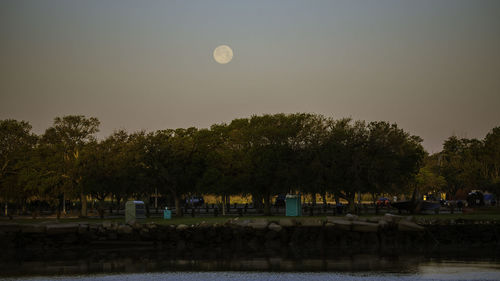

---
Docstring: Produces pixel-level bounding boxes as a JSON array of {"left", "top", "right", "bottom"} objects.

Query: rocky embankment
[{"left": 1, "top": 214, "right": 499, "bottom": 259}]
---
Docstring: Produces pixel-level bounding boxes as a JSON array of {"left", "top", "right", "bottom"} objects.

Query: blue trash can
[{"left": 163, "top": 208, "right": 172, "bottom": 219}]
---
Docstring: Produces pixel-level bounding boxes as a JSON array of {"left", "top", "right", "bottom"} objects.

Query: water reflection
[
  {"left": 1, "top": 248, "right": 499, "bottom": 278},
  {"left": 3, "top": 266, "right": 500, "bottom": 281}
]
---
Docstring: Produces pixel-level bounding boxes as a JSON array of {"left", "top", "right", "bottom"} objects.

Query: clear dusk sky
[{"left": 1, "top": 0, "right": 499, "bottom": 153}]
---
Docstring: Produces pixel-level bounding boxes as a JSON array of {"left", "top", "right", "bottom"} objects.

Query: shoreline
[{"left": 2, "top": 215, "right": 499, "bottom": 259}]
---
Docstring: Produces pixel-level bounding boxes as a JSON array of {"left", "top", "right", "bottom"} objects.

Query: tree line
[
  {"left": 0, "top": 114, "right": 498, "bottom": 217},
  {"left": 416, "top": 128, "right": 500, "bottom": 202}
]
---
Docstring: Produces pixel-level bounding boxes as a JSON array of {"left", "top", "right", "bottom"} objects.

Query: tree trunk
[
  {"left": 21, "top": 199, "right": 27, "bottom": 215},
  {"left": 174, "top": 194, "right": 182, "bottom": 217},
  {"left": 372, "top": 193, "right": 379, "bottom": 215},
  {"left": 56, "top": 194, "right": 62, "bottom": 219},
  {"left": 348, "top": 193, "right": 356, "bottom": 213},
  {"left": 252, "top": 193, "right": 262, "bottom": 210},
  {"left": 115, "top": 196, "right": 121, "bottom": 214},
  {"left": 263, "top": 193, "right": 271, "bottom": 216},
  {"left": 62, "top": 193, "right": 66, "bottom": 215},
  {"left": 222, "top": 195, "right": 226, "bottom": 216},
  {"left": 80, "top": 193, "right": 87, "bottom": 217},
  {"left": 144, "top": 200, "right": 150, "bottom": 218},
  {"left": 154, "top": 188, "right": 158, "bottom": 214},
  {"left": 99, "top": 198, "right": 105, "bottom": 219},
  {"left": 109, "top": 196, "right": 113, "bottom": 214},
  {"left": 226, "top": 194, "right": 230, "bottom": 212}
]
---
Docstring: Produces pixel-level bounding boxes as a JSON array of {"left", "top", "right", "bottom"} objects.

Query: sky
[{"left": 1, "top": 0, "right": 499, "bottom": 153}]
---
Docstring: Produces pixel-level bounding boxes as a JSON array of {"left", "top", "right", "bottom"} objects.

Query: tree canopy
[{"left": 1, "top": 114, "right": 497, "bottom": 216}]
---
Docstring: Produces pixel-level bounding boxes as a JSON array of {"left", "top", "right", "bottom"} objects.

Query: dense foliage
[{"left": 0, "top": 114, "right": 497, "bottom": 216}]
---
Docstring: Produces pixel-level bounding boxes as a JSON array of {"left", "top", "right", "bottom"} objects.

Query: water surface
[
  {"left": 2, "top": 263, "right": 500, "bottom": 281},
  {"left": 1, "top": 247, "right": 499, "bottom": 280}
]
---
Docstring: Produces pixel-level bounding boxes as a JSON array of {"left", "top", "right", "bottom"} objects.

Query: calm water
[
  {"left": 1, "top": 247, "right": 499, "bottom": 280},
  {"left": 1, "top": 259, "right": 500, "bottom": 281},
  {"left": 2, "top": 263, "right": 500, "bottom": 281}
]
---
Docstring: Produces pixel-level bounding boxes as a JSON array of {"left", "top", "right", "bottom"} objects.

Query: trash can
[
  {"left": 125, "top": 201, "right": 146, "bottom": 224},
  {"left": 286, "top": 194, "right": 302, "bottom": 216},
  {"left": 163, "top": 207, "right": 172, "bottom": 219}
]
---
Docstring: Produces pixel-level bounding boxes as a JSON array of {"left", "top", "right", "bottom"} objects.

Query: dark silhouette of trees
[
  {"left": 43, "top": 115, "right": 100, "bottom": 217},
  {"left": 2, "top": 113, "right": 494, "bottom": 217},
  {"left": 0, "top": 120, "right": 37, "bottom": 216}
]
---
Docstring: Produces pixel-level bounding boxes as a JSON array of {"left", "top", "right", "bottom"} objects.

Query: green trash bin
[{"left": 286, "top": 194, "right": 302, "bottom": 216}]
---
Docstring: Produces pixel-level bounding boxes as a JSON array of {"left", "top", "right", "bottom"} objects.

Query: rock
[
  {"left": 248, "top": 219, "right": 269, "bottom": 230},
  {"left": 265, "top": 229, "right": 279, "bottom": 240},
  {"left": 176, "top": 224, "right": 189, "bottom": 230},
  {"left": 235, "top": 220, "right": 251, "bottom": 227},
  {"left": 46, "top": 223, "right": 79, "bottom": 235},
  {"left": 102, "top": 221, "right": 112, "bottom": 229},
  {"left": 326, "top": 216, "right": 350, "bottom": 224},
  {"left": 107, "top": 232, "right": 118, "bottom": 240},
  {"left": 146, "top": 223, "right": 157, "bottom": 229},
  {"left": 351, "top": 221, "right": 379, "bottom": 232},
  {"left": 268, "top": 222, "right": 282, "bottom": 232},
  {"left": 333, "top": 220, "right": 352, "bottom": 231},
  {"left": 367, "top": 217, "right": 382, "bottom": 223},
  {"left": 97, "top": 225, "right": 107, "bottom": 234},
  {"left": 378, "top": 220, "right": 389, "bottom": 229},
  {"left": 198, "top": 221, "right": 212, "bottom": 228},
  {"left": 254, "top": 218, "right": 269, "bottom": 224},
  {"left": 397, "top": 220, "right": 425, "bottom": 232},
  {"left": 278, "top": 218, "right": 295, "bottom": 227},
  {"left": 345, "top": 214, "right": 358, "bottom": 221},
  {"left": 78, "top": 224, "right": 89, "bottom": 234},
  {"left": 382, "top": 213, "right": 404, "bottom": 223},
  {"left": 0, "top": 223, "right": 21, "bottom": 233},
  {"left": 248, "top": 221, "right": 268, "bottom": 230},
  {"left": 192, "top": 230, "right": 205, "bottom": 242},
  {"left": 117, "top": 224, "right": 133, "bottom": 234},
  {"left": 325, "top": 222, "right": 335, "bottom": 227},
  {"left": 20, "top": 224, "right": 46, "bottom": 233},
  {"left": 300, "top": 219, "right": 323, "bottom": 227},
  {"left": 89, "top": 224, "right": 99, "bottom": 234},
  {"left": 326, "top": 216, "right": 337, "bottom": 223},
  {"left": 130, "top": 222, "right": 143, "bottom": 229}
]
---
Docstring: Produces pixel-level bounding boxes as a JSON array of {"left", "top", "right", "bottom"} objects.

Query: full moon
[{"left": 213, "top": 45, "right": 233, "bottom": 64}]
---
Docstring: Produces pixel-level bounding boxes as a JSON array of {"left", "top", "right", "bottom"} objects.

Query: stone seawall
[{"left": 1, "top": 215, "right": 499, "bottom": 260}]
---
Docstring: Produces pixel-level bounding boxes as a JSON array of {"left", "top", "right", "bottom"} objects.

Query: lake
[
  {"left": 1, "top": 253, "right": 500, "bottom": 281},
  {"left": 2, "top": 263, "right": 500, "bottom": 281}
]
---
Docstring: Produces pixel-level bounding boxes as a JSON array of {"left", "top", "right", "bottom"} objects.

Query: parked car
[
  {"left": 185, "top": 196, "right": 204, "bottom": 207},
  {"left": 376, "top": 197, "right": 391, "bottom": 207},
  {"left": 467, "top": 191, "right": 484, "bottom": 207},
  {"left": 440, "top": 199, "right": 447, "bottom": 207},
  {"left": 274, "top": 194, "right": 286, "bottom": 207}
]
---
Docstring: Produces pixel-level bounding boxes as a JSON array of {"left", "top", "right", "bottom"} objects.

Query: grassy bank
[{"left": 2, "top": 207, "right": 499, "bottom": 225}]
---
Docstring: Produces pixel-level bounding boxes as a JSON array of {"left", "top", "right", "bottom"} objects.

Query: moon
[{"left": 213, "top": 45, "right": 233, "bottom": 64}]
